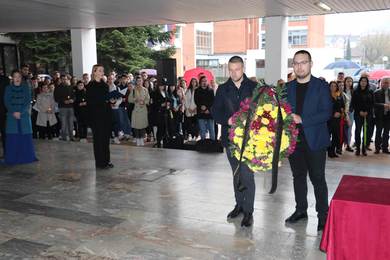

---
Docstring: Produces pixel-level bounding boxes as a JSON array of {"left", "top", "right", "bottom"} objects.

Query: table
[{"left": 320, "top": 175, "right": 390, "bottom": 260}]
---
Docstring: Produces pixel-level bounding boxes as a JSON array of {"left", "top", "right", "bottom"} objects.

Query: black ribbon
[{"left": 233, "top": 85, "right": 284, "bottom": 194}]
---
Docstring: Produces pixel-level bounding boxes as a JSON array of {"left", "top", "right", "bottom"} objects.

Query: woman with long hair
[
  {"left": 184, "top": 78, "right": 199, "bottom": 141},
  {"left": 350, "top": 76, "right": 374, "bottom": 156},
  {"left": 86, "top": 64, "right": 113, "bottom": 169},
  {"left": 167, "top": 84, "right": 182, "bottom": 135},
  {"left": 343, "top": 76, "right": 354, "bottom": 152},
  {"left": 4, "top": 69, "right": 38, "bottom": 165},
  {"left": 128, "top": 76, "right": 150, "bottom": 146},
  {"left": 327, "top": 81, "right": 345, "bottom": 158}
]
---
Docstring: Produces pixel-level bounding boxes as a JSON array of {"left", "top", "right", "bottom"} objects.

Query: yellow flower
[
  {"left": 263, "top": 104, "right": 273, "bottom": 112},
  {"left": 281, "top": 109, "right": 287, "bottom": 119},
  {"left": 256, "top": 107, "right": 264, "bottom": 116},
  {"left": 234, "top": 136, "right": 243, "bottom": 148},
  {"left": 261, "top": 118, "right": 270, "bottom": 125},
  {"left": 234, "top": 127, "right": 244, "bottom": 136},
  {"left": 281, "top": 134, "right": 290, "bottom": 151},
  {"left": 243, "top": 149, "right": 254, "bottom": 160},
  {"left": 259, "top": 127, "right": 269, "bottom": 136},
  {"left": 270, "top": 110, "right": 278, "bottom": 118}
]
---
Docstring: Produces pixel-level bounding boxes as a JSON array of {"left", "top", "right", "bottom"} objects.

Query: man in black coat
[
  {"left": 0, "top": 72, "right": 10, "bottom": 157},
  {"left": 374, "top": 76, "right": 390, "bottom": 154},
  {"left": 194, "top": 76, "right": 215, "bottom": 140},
  {"left": 211, "top": 56, "right": 257, "bottom": 227}
]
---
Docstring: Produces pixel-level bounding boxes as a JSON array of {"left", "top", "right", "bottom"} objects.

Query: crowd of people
[
  {"left": 0, "top": 63, "right": 222, "bottom": 164},
  {"left": 322, "top": 71, "right": 390, "bottom": 158},
  {"left": 1, "top": 61, "right": 389, "bottom": 166}
]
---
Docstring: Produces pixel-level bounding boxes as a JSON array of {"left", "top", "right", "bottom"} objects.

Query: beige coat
[
  {"left": 36, "top": 92, "right": 58, "bottom": 126},
  {"left": 128, "top": 86, "right": 150, "bottom": 129},
  {"left": 184, "top": 88, "right": 197, "bottom": 117}
]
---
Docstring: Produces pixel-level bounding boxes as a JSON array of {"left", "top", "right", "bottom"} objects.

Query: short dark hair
[
  {"left": 293, "top": 50, "right": 312, "bottom": 62},
  {"left": 228, "top": 56, "right": 244, "bottom": 64},
  {"left": 11, "top": 69, "right": 21, "bottom": 77},
  {"left": 21, "top": 64, "right": 29, "bottom": 69}
]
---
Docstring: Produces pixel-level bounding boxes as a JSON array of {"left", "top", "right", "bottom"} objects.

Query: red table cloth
[{"left": 320, "top": 175, "right": 390, "bottom": 260}]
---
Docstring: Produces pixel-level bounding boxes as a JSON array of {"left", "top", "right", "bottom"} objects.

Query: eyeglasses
[{"left": 292, "top": 60, "right": 310, "bottom": 67}]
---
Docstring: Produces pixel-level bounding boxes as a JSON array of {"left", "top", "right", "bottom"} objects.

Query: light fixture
[{"left": 315, "top": 2, "right": 332, "bottom": 12}]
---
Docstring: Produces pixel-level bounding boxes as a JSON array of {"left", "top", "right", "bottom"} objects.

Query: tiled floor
[{"left": 0, "top": 140, "right": 389, "bottom": 259}]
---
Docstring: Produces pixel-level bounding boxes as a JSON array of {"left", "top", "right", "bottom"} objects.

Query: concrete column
[
  {"left": 264, "top": 16, "right": 288, "bottom": 85},
  {"left": 71, "top": 29, "right": 97, "bottom": 78}
]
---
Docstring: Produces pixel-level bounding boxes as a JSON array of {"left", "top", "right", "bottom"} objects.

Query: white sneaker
[
  {"left": 80, "top": 138, "right": 88, "bottom": 143},
  {"left": 140, "top": 139, "right": 144, "bottom": 146},
  {"left": 114, "top": 137, "right": 121, "bottom": 144}
]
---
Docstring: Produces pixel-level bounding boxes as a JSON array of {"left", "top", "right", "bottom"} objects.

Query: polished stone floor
[{"left": 0, "top": 140, "right": 389, "bottom": 259}]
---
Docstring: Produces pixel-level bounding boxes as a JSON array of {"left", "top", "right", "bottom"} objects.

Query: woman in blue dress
[{"left": 3, "top": 69, "right": 37, "bottom": 165}]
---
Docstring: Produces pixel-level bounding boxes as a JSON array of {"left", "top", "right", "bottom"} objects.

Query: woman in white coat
[
  {"left": 128, "top": 76, "right": 150, "bottom": 146},
  {"left": 36, "top": 83, "right": 57, "bottom": 139}
]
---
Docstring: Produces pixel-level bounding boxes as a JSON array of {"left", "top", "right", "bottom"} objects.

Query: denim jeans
[
  {"left": 59, "top": 108, "right": 74, "bottom": 140},
  {"left": 198, "top": 119, "right": 215, "bottom": 140},
  {"left": 118, "top": 107, "right": 131, "bottom": 135}
]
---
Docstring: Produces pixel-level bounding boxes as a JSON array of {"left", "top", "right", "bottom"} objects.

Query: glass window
[
  {"left": 3, "top": 45, "right": 18, "bottom": 75},
  {"left": 288, "top": 16, "right": 308, "bottom": 21},
  {"left": 196, "top": 31, "right": 212, "bottom": 55},
  {"left": 288, "top": 30, "right": 308, "bottom": 47}
]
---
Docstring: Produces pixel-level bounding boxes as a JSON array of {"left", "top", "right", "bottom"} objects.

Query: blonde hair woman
[{"left": 86, "top": 64, "right": 113, "bottom": 169}]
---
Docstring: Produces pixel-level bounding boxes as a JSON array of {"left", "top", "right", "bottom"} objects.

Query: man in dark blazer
[
  {"left": 0, "top": 72, "right": 10, "bottom": 157},
  {"left": 285, "top": 50, "right": 332, "bottom": 232},
  {"left": 211, "top": 56, "right": 257, "bottom": 227},
  {"left": 374, "top": 76, "right": 390, "bottom": 154}
]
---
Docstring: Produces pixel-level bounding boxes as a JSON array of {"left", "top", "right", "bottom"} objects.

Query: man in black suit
[
  {"left": 374, "top": 76, "right": 390, "bottom": 154},
  {"left": 0, "top": 71, "right": 10, "bottom": 157},
  {"left": 211, "top": 56, "right": 257, "bottom": 227}
]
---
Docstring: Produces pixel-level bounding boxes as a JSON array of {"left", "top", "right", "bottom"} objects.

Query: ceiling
[{"left": 0, "top": 0, "right": 389, "bottom": 32}]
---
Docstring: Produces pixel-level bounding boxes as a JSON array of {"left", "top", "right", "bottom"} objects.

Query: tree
[
  {"left": 360, "top": 33, "right": 390, "bottom": 66},
  {"left": 96, "top": 26, "right": 175, "bottom": 74},
  {"left": 6, "top": 25, "right": 175, "bottom": 74},
  {"left": 6, "top": 31, "right": 71, "bottom": 73}
]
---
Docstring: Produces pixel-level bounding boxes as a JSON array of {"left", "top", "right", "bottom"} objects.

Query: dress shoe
[
  {"left": 336, "top": 149, "right": 342, "bottom": 155},
  {"left": 227, "top": 205, "right": 242, "bottom": 219},
  {"left": 107, "top": 162, "right": 114, "bottom": 168},
  {"left": 285, "top": 211, "right": 308, "bottom": 223},
  {"left": 362, "top": 150, "right": 367, "bottom": 156},
  {"left": 346, "top": 146, "right": 354, "bottom": 152},
  {"left": 374, "top": 149, "right": 380, "bottom": 154},
  {"left": 241, "top": 212, "right": 253, "bottom": 227},
  {"left": 355, "top": 149, "right": 360, "bottom": 156},
  {"left": 366, "top": 146, "right": 372, "bottom": 151},
  {"left": 317, "top": 221, "right": 326, "bottom": 231}
]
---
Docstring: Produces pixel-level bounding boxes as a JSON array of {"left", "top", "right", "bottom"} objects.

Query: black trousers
[
  {"left": 184, "top": 116, "right": 199, "bottom": 137},
  {"left": 76, "top": 117, "right": 88, "bottom": 139},
  {"left": 31, "top": 110, "right": 39, "bottom": 138},
  {"left": 288, "top": 137, "right": 328, "bottom": 220},
  {"left": 91, "top": 121, "right": 111, "bottom": 167},
  {"left": 327, "top": 118, "right": 340, "bottom": 155},
  {"left": 0, "top": 116, "right": 5, "bottom": 155},
  {"left": 375, "top": 115, "right": 390, "bottom": 151},
  {"left": 226, "top": 147, "right": 255, "bottom": 214},
  {"left": 39, "top": 122, "right": 56, "bottom": 139}
]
